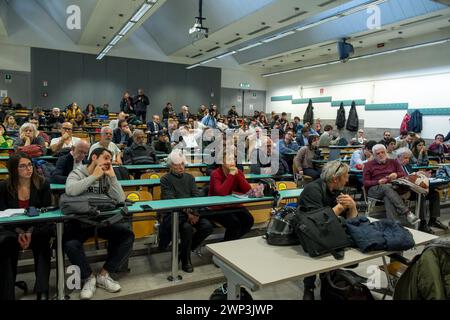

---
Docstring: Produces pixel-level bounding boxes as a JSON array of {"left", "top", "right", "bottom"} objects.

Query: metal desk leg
[
  {"left": 56, "top": 222, "right": 66, "bottom": 300},
  {"left": 168, "top": 211, "right": 182, "bottom": 282},
  {"left": 212, "top": 256, "right": 257, "bottom": 300},
  {"left": 381, "top": 256, "right": 395, "bottom": 299}
]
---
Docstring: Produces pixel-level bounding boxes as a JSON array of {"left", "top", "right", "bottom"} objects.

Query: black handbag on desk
[{"left": 293, "top": 206, "right": 351, "bottom": 260}]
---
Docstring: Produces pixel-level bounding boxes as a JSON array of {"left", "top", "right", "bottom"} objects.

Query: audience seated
[
  {"left": 0, "top": 123, "right": 14, "bottom": 148},
  {"left": 395, "top": 132, "right": 418, "bottom": 150},
  {"left": 66, "top": 102, "right": 82, "bottom": 122},
  {"left": 112, "top": 119, "right": 133, "bottom": 149},
  {"left": 123, "top": 129, "right": 157, "bottom": 165},
  {"left": 293, "top": 135, "right": 321, "bottom": 180},
  {"left": 227, "top": 105, "right": 239, "bottom": 118},
  {"left": 350, "top": 140, "right": 376, "bottom": 170},
  {"left": 410, "top": 138, "right": 428, "bottom": 166},
  {"left": 0, "top": 152, "right": 53, "bottom": 300},
  {"left": 3, "top": 115, "right": 19, "bottom": 138},
  {"left": 51, "top": 140, "right": 90, "bottom": 184},
  {"left": 84, "top": 104, "right": 96, "bottom": 123},
  {"left": 250, "top": 137, "right": 288, "bottom": 176},
  {"left": 351, "top": 129, "right": 368, "bottom": 145},
  {"left": 109, "top": 112, "right": 127, "bottom": 131},
  {"left": 208, "top": 153, "right": 254, "bottom": 242},
  {"left": 13, "top": 123, "right": 46, "bottom": 157},
  {"left": 49, "top": 122, "right": 81, "bottom": 154},
  {"left": 89, "top": 127, "right": 122, "bottom": 165},
  {"left": 178, "top": 105, "right": 191, "bottom": 125},
  {"left": 29, "top": 116, "right": 50, "bottom": 147},
  {"left": 296, "top": 127, "right": 310, "bottom": 147},
  {"left": 379, "top": 130, "right": 392, "bottom": 145},
  {"left": 64, "top": 148, "right": 134, "bottom": 300},
  {"left": 396, "top": 148, "right": 447, "bottom": 234},
  {"left": 362, "top": 144, "right": 420, "bottom": 226},
  {"left": 46, "top": 108, "right": 65, "bottom": 126},
  {"left": 318, "top": 125, "right": 338, "bottom": 147},
  {"left": 384, "top": 137, "right": 397, "bottom": 159},
  {"left": 159, "top": 151, "right": 213, "bottom": 273},
  {"left": 279, "top": 130, "right": 299, "bottom": 156},
  {"left": 153, "top": 132, "right": 172, "bottom": 154},
  {"left": 297, "top": 160, "right": 358, "bottom": 300},
  {"left": 96, "top": 103, "right": 110, "bottom": 117},
  {"left": 428, "top": 134, "right": 448, "bottom": 159},
  {"left": 147, "top": 115, "right": 164, "bottom": 140}
]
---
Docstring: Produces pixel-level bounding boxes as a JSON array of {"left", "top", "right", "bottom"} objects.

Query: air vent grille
[
  {"left": 247, "top": 25, "right": 271, "bottom": 36},
  {"left": 277, "top": 11, "right": 308, "bottom": 23}
]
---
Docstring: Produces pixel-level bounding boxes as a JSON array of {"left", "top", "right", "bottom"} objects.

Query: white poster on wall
[{"left": 0, "top": 90, "right": 7, "bottom": 97}]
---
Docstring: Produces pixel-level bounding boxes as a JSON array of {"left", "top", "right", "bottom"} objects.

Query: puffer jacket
[
  {"left": 408, "top": 110, "right": 423, "bottom": 133},
  {"left": 346, "top": 101, "right": 359, "bottom": 132},
  {"left": 335, "top": 102, "right": 346, "bottom": 129},
  {"left": 393, "top": 239, "right": 450, "bottom": 300},
  {"left": 345, "top": 216, "right": 415, "bottom": 252}
]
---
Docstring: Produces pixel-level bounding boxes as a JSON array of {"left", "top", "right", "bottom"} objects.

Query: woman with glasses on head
[
  {"left": 13, "top": 122, "right": 46, "bottom": 157},
  {"left": 0, "top": 152, "right": 53, "bottom": 300}
]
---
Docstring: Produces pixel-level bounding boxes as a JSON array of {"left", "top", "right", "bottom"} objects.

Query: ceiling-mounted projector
[{"left": 189, "top": 0, "right": 208, "bottom": 39}]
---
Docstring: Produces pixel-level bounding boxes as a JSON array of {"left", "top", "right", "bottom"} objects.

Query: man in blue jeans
[{"left": 63, "top": 148, "right": 135, "bottom": 300}]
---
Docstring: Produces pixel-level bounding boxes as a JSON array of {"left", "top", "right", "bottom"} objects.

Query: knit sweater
[
  {"left": 362, "top": 159, "right": 405, "bottom": 189},
  {"left": 209, "top": 167, "right": 251, "bottom": 210}
]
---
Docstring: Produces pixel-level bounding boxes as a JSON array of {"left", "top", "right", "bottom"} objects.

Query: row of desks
[
  {"left": 50, "top": 173, "right": 294, "bottom": 191},
  {"left": 0, "top": 188, "right": 302, "bottom": 300}
]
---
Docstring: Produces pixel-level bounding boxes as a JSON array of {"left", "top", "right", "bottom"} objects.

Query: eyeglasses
[
  {"left": 18, "top": 163, "right": 33, "bottom": 170},
  {"left": 334, "top": 162, "right": 344, "bottom": 176}
]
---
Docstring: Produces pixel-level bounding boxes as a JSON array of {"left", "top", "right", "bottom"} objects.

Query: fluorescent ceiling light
[
  {"left": 262, "top": 31, "right": 296, "bottom": 43},
  {"left": 262, "top": 37, "right": 450, "bottom": 77},
  {"left": 216, "top": 51, "right": 236, "bottom": 59},
  {"left": 341, "top": 0, "right": 388, "bottom": 17},
  {"left": 237, "top": 42, "right": 262, "bottom": 52},
  {"left": 96, "top": 53, "right": 105, "bottom": 60},
  {"left": 102, "top": 45, "right": 113, "bottom": 54},
  {"left": 131, "top": 3, "right": 152, "bottom": 22},
  {"left": 199, "top": 58, "right": 216, "bottom": 65},
  {"left": 186, "top": 63, "right": 201, "bottom": 70},
  {"left": 119, "top": 22, "right": 136, "bottom": 36},
  {"left": 109, "top": 35, "right": 123, "bottom": 46}
]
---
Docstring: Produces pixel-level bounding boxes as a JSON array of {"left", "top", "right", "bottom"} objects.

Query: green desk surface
[
  {"left": 411, "top": 165, "right": 439, "bottom": 170},
  {"left": 122, "top": 163, "right": 207, "bottom": 170},
  {"left": 1, "top": 189, "right": 302, "bottom": 222},
  {"left": 0, "top": 211, "right": 64, "bottom": 225},
  {"left": 0, "top": 155, "right": 58, "bottom": 161},
  {"left": 50, "top": 174, "right": 294, "bottom": 191},
  {"left": 0, "top": 168, "right": 7, "bottom": 174},
  {"left": 312, "top": 159, "right": 350, "bottom": 164},
  {"left": 156, "top": 153, "right": 209, "bottom": 159},
  {"left": 0, "top": 147, "right": 14, "bottom": 151},
  {"left": 128, "top": 189, "right": 302, "bottom": 211}
]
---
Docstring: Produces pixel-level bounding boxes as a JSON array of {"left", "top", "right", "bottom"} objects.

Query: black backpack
[
  {"left": 293, "top": 206, "right": 352, "bottom": 260},
  {"left": 320, "top": 269, "right": 374, "bottom": 300},
  {"left": 265, "top": 206, "right": 300, "bottom": 246},
  {"left": 210, "top": 283, "right": 253, "bottom": 300}
]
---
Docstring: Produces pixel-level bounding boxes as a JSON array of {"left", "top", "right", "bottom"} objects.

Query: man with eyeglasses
[
  {"left": 112, "top": 119, "right": 133, "bottom": 149},
  {"left": 51, "top": 140, "right": 90, "bottom": 184},
  {"left": 49, "top": 122, "right": 82, "bottom": 154}
]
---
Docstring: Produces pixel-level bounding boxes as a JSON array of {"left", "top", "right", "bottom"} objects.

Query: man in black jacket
[
  {"left": 132, "top": 89, "right": 150, "bottom": 123},
  {"left": 112, "top": 119, "right": 133, "bottom": 149},
  {"left": 159, "top": 150, "right": 213, "bottom": 273},
  {"left": 50, "top": 140, "right": 90, "bottom": 184},
  {"left": 122, "top": 130, "right": 157, "bottom": 165}
]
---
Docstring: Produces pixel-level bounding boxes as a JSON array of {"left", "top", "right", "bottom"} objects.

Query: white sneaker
[
  {"left": 80, "top": 275, "right": 96, "bottom": 300},
  {"left": 406, "top": 212, "right": 420, "bottom": 226},
  {"left": 96, "top": 273, "right": 121, "bottom": 293}
]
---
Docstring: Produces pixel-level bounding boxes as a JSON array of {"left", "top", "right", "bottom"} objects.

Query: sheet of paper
[{"left": 0, "top": 209, "right": 26, "bottom": 218}]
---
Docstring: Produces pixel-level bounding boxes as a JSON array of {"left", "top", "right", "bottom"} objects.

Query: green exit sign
[
  {"left": 239, "top": 82, "right": 250, "bottom": 89},
  {"left": 5, "top": 74, "right": 12, "bottom": 80}
]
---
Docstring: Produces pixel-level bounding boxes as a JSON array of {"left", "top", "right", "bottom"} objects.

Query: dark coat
[
  {"left": 132, "top": 94, "right": 150, "bottom": 112},
  {"left": 346, "top": 101, "right": 359, "bottom": 132},
  {"left": 112, "top": 128, "right": 132, "bottom": 147},
  {"left": 345, "top": 216, "right": 415, "bottom": 252},
  {"left": 120, "top": 97, "right": 134, "bottom": 114},
  {"left": 408, "top": 110, "right": 423, "bottom": 133},
  {"left": 122, "top": 143, "right": 157, "bottom": 165},
  {"left": 303, "top": 100, "right": 314, "bottom": 125},
  {"left": 147, "top": 121, "right": 164, "bottom": 137},
  {"left": 336, "top": 103, "right": 346, "bottom": 129},
  {"left": 51, "top": 152, "right": 86, "bottom": 184}
]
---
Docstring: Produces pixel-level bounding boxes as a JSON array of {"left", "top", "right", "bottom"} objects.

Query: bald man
[{"left": 51, "top": 140, "right": 90, "bottom": 184}]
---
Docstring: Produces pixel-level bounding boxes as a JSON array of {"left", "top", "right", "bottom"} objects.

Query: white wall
[
  {"left": 221, "top": 68, "right": 267, "bottom": 91},
  {"left": 267, "top": 42, "right": 450, "bottom": 139},
  {"left": 0, "top": 43, "right": 30, "bottom": 72}
]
